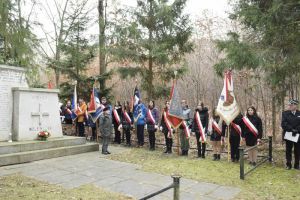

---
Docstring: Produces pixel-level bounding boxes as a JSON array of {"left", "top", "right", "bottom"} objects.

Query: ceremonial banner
[
  {"left": 216, "top": 71, "right": 240, "bottom": 125},
  {"left": 168, "top": 80, "right": 183, "bottom": 128},
  {"left": 71, "top": 85, "right": 78, "bottom": 121},
  {"left": 88, "top": 87, "right": 103, "bottom": 123}
]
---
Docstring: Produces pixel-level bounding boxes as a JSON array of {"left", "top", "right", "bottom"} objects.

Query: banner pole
[
  {"left": 227, "top": 125, "right": 230, "bottom": 162},
  {"left": 176, "top": 128, "right": 180, "bottom": 156}
]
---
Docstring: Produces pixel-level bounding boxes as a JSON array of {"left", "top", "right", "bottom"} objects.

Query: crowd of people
[{"left": 60, "top": 97, "right": 300, "bottom": 170}]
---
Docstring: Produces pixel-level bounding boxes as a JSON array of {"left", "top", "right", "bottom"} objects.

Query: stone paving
[{"left": 0, "top": 146, "right": 240, "bottom": 200}]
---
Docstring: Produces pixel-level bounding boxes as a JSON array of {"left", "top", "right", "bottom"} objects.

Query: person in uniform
[
  {"left": 192, "top": 102, "right": 209, "bottom": 158},
  {"left": 241, "top": 106, "right": 263, "bottom": 166},
  {"left": 160, "top": 101, "right": 173, "bottom": 154},
  {"left": 146, "top": 100, "right": 159, "bottom": 151},
  {"left": 281, "top": 99, "right": 300, "bottom": 170},
  {"left": 120, "top": 101, "right": 133, "bottom": 147},
  {"left": 179, "top": 100, "right": 191, "bottom": 156},
  {"left": 99, "top": 106, "right": 112, "bottom": 155}
]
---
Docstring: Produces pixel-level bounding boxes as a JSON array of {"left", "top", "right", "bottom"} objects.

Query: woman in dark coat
[
  {"left": 160, "top": 101, "right": 173, "bottom": 154},
  {"left": 146, "top": 100, "right": 159, "bottom": 151}
]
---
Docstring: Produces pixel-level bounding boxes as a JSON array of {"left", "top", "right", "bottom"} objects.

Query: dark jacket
[
  {"left": 210, "top": 116, "right": 224, "bottom": 141},
  {"left": 192, "top": 108, "right": 209, "bottom": 133},
  {"left": 222, "top": 114, "right": 243, "bottom": 138},
  {"left": 146, "top": 107, "right": 159, "bottom": 132},
  {"left": 160, "top": 111, "right": 169, "bottom": 134},
  {"left": 241, "top": 115, "right": 263, "bottom": 146},
  {"left": 121, "top": 110, "right": 133, "bottom": 130},
  {"left": 281, "top": 110, "right": 300, "bottom": 142}
]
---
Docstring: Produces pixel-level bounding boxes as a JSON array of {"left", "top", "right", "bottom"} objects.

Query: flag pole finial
[{"left": 174, "top": 70, "right": 178, "bottom": 79}]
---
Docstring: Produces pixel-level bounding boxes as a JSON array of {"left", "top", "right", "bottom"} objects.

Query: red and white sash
[
  {"left": 212, "top": 120, "right": 222, "bottom": 135},
  {"left": 123, "top": 111, "right": 132, "bottom": 124},
  {"left": 113, "top": 109, "right": 121, "bottom": 125},
  {"left": 182, "top": 121, "right": 190, "bottom": 138},
  {"left": 231, "top": 122, "right": 241, "bottom": 135},
  {"left": 195, "top": 112, "right": 206, "bottom": 142},
  {"left": 242, "top": 116, "right": 258, "bottom": 137},
  {"left": 163, "top": 111, "right": 173, "bottom": 138},
  {"left": 66, "top": 108, "right": 72, "bottom": 115},
  {"left": 147, "top": 109, "right": 156, "bottom": 125}
]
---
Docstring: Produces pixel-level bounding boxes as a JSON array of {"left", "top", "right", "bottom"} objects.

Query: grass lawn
[
  {"left": 108, "top": 147, "right": 300, "bottom": 200},
  {"left": 0, "top": 174, "right": 133, "bottom": 200}
]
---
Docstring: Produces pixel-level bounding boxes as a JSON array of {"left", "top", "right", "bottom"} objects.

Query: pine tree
[{"left": 109, "top": 0, "right": 193, "bottom": 100}]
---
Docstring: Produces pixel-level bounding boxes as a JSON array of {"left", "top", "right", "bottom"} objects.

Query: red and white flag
[
  {"left": 147, "top": 109, "right": 156, "bottom": 125},
  {"left": 216, "top": 70, "right": 240, "bottom": 125},
  {"left": 242, "top": 116, "right": 258, "bottom": 137},
  {"left": 113, "top": 109, "right": 121, "bottom": 125},
  {"left": 195, "top": 112, "right": 206, "bottom": 142},
  {"left": 164, "top": 111, "right": 173, "bottom": 138}
]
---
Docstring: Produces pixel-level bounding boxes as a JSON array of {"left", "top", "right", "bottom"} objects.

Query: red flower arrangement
[{"left": 37, "top": 131, "right": 51, "bottom": 141}]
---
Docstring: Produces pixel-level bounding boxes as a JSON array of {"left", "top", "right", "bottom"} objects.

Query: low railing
[
  {"left": 139, "top": 175, "right": 181, "bottom": 200},
  {"left": 239, "top": 136, "right": 272, "bottom": 180}
]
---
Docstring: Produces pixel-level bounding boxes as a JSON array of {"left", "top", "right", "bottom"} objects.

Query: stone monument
[{"left": 0, "top": 65, "right": 62, "bottom": 141}]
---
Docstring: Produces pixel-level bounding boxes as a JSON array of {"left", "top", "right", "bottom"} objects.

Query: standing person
[
  {"left": 209, "top": 109, "right": 224, "bottom": 161},
  {"left": 241, "top": 106, "right": 263, "bottom": 166},
  {"left": 99, "top": 107, "right": 113, "bottom": 155},
  {"left": 160, "top": 101, "right": 173, "bottom": 154},
  {"left": 134, "top": 100, "right": 147, "bottom": 147},
  {"left": 63, "top": 100, "right": 73, "bottom": 124},
  {"left": 192, "top": 101, "right": 209, "bottom": 158},
  {"left": 87, "top": 117, "right": 97, "bottom": 141},
  {"left": 281, "top": 99, "right": 300, "bottom": 170},
  {"left": 101, "top": 97, "right": 112, "bottom": 114},
  {"left": 121, "top": 102, "right": 134, "bottom": 147},
  {"left": 222, "top": 114, "right": 243, "bottom": 162},
  {"left": 112, "top": 101, "right": 122, "bottom": 144},
  {"left": 146, "top": 100, "right": 159, "bottom": 151},
  {"left": 179, "top": 100, "right": 191, "bottom": 156},
  {"left": 77, "top": 98, "right": 87, "bottom": 137}
]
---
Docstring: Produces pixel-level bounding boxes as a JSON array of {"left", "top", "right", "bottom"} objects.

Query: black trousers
[
  {"left": 148, "top": 130, "right": 156, "bottom": 149},
  {"left": 77, "top": 122, "right": 85, "bottom": 137},
  {"left": 286, "top": 140, "right": 300, "bottom": 168},
  {"left": 91, "top": 127, "right": 96, "bottom": 141},
  {"left": 195, "top": 131, "right": 206, "bottom": 156},
  {"left": 114, "top": 124, "right": 121, "bottom": 144},
  {"left": 230, "top": 135, "right": 240, "bottom": 160},
  {"left": 137, "top": 125, "right": 145, "bottom": 146},
  {"left": 163, "top": 131, "right": 173, "bottom": 152},
  {"left": 124, "top": 128, "right": 131, "bottom": 145}
]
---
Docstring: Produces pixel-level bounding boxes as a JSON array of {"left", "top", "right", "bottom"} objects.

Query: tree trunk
[
  {"left": 98, "top": 0, "right": 106, "bottom": 91},
  {"left": 271, "top": 92, "right": 276, "bottom": 142}
]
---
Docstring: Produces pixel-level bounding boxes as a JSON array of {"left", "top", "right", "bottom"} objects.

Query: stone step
[
  {"left": 0, "top": 143, "right": 99, "bottom": 166},
  {"left": 0, "top": 136, "right": 87, "bottom": 155}
]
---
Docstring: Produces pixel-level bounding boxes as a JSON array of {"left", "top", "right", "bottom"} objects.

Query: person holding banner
[
  {"left": 179, "top": 100, "right": 191, "bottom": 156},
  {"left": 146, "top": 100, "right": 159, "bottom": 151},
  {"left": 281, "top": 99, "right": 300, "bottom": 170},
  {"left": 222, "top": 114, "right": 243, "bottom": 162},
  {"left": 160, "top": 101, "right": 173, "bottom": 154},
  {"left": 241, "top": 106, "right": 263, "bottom": 166},
  {"left": 192, "top": 102, "right": 209, "bottom": 158},
  {"left": 209, "top": 109, "right": 223, "bottom": 161},
  {"left": 112, "top": 101, "right": 122, "bottom": 144},
  {"left": 121, "top": 102, "right": 133, "bottom": 147}
]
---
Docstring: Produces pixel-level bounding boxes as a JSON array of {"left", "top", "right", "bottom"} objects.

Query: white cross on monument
[{"left": 31, "top": 103, "right": 50, "bottom": 126}]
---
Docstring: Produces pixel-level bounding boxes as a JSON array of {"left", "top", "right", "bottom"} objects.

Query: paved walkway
[{"left": 0, "top": 146, "right": 240, "bottom": 200}]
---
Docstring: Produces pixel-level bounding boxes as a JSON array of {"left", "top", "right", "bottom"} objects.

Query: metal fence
[
  {"left": 239, "top": 136, "right": 272, "bottom": 180},
  {"left": 139, "top": 176, "right": 181, "bottom": 200}
]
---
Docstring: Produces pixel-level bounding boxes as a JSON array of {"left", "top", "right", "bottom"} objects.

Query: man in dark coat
[
  {"left": 100, "top": 107, "right": 112, "bottom": 155},
  {"left": 281, "top": 99, "right": 300, "bottom": 170}
]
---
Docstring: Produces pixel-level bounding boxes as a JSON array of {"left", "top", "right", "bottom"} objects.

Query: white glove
[
  {"left": 118, "top": 124, "right": 122, "bottom": 131},
  {"left": 155, "top": 125, "right": 158, "bottom": 129},
  {"left": 145, "top": 124, "right": 147, "bottom": 130},
  {"left": 159, "top": 126, "right": 163, "bottom": 131}
]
